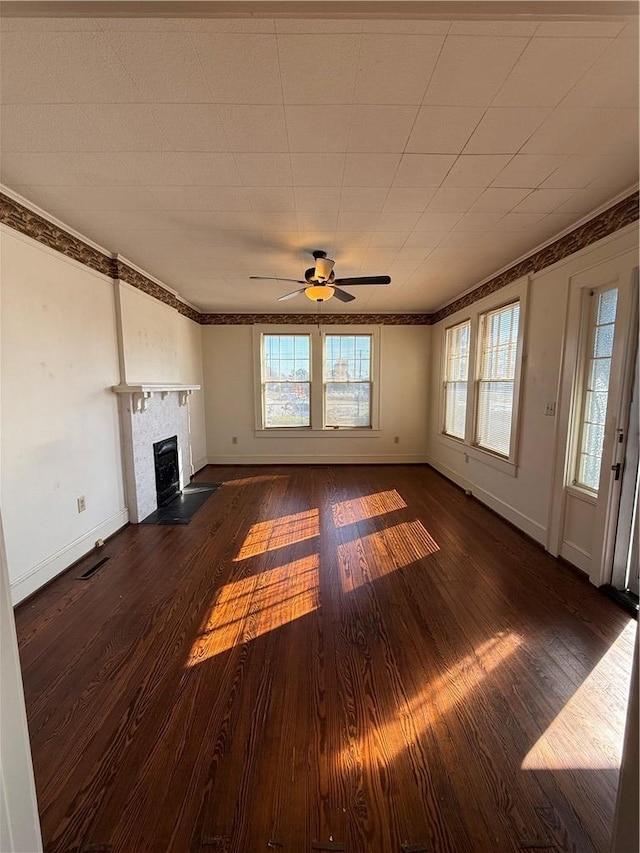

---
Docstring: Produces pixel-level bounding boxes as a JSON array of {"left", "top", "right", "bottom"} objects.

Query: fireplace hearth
[{"left": 153, "top": 436, "right": 180, "bottom": 507}]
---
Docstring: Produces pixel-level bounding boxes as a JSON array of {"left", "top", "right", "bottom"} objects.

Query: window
[
  {"left": 438, "top": 278, "right": 527, "bottom": 472},
  {"left": 261, "top": 334, "right": 310, "bottom": 428},
  {"left": 255, "top": 326, "right": 379, "bottom": 433},
  {"left": 324, "top": 334, "right": 372, "bottom": 428},
  {"left": 574, "top": 287, "right": 618, "bottom": 492},
  {"left": 475, "top": 302, "right": 520, "bottom": 457},
  {"left": 443, "top": 321, "right": 470, "bottom": 440}
]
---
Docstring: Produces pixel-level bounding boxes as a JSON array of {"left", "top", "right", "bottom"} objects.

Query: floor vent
[{"left": 78, "top": 556, "right": 109, "bottom": 580}]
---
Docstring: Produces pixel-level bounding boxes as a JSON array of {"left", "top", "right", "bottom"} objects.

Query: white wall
[
  {"left": 427, "top": 226, "right": 639, "bottom": 556},
  {"left": 202, "top": 324, "right": 430, "bottom": 464},
  {"left": 1, "top": 227, "right": 128, "bottom": 603},
  {"left": 118, "top": 283, "right": 207, "bottom": 472}
]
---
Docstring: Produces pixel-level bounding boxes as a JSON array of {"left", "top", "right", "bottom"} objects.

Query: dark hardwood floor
[{"left": 15, "top": 465, "right": 636, "bottom": 853}]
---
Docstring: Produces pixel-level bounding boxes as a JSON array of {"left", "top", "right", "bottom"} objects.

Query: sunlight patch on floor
[
  {"left": 186, "top": 555, "right": 319, "bottom": 664},
  {"left": 331, "top": 489, "right": 408, "bottom": 527},
  {"left": 521, "top": 620, "right": 636, "bottom": 771},
  {"left": 338, "top": 519, "right": 439, "bottom": 592},
  {"left": 234, "top": 509, "right": 319, "bottom": 561},
  {"left": 341, "top": 632, "right": 522, "bottom": 763}
]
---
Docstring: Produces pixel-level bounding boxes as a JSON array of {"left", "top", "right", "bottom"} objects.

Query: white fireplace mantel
[{"left": 112, "top": 383, "right": 201, "bottom": 412}]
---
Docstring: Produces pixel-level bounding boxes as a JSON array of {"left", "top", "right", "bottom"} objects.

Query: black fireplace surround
[{"left": 153, "top": 436, "right": 180, "bottom": 507}]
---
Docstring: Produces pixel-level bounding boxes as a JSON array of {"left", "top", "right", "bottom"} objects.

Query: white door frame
[{"left": 547, "top": 250, "right": 637, "bottom": 586}]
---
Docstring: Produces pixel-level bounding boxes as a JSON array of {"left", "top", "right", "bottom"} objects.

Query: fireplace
[{"left": 153, "top": 436, "right": 180, "bottom": 507}]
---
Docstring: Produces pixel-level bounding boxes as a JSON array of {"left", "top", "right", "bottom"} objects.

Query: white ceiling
[{"left": 0, "top": 3, "right": 638, "bottom": 314}]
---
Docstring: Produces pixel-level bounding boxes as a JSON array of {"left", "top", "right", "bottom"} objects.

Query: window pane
[
  {"left": 325, "top": 382, "right": 371, "bottom": 427},
  {"left": 574, "top": 287, "right": 618, "bottom": 492},
  {"left": 325, "top": 335, "right": 371, "bottom": 381},
  {"left": 264, "top": 382, "right": 310, "bottom": 427},
  {"left": 444, "top": 321, "right": 470, "bottom": 439},
  {"left": 262, "top": 334, "right": 311, "bottom": 428},
  {"left": 476, "top": 381, "right": 514, "bottom": 456},
  {"left": 475, "top": 302, "right": 519, "bottom": 456}
]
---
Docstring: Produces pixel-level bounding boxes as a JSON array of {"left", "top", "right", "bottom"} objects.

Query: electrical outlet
[
  {"left": 393, "top": 436, "right": 400, "bottom": 444},
  {"left": 77, "top": 495, "right": 86, "bottom": 513},
  {"left": 232, "top": 436, "right": 238, "bottom": 445},
  {"left": 545, "top": 402, "right": 556, "bottom": 416}
]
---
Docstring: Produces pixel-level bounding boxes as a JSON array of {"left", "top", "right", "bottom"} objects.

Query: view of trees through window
[
  {"left": 262, "top": 334, "right": 310, "bottom": 427},
  {"left": 324, "top": 335, "right": 372, "bottom": 427}
]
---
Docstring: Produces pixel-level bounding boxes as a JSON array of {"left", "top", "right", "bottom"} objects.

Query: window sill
[
  {"left": 436, "top": 433, "right": 518, "bottom": 477},
  {"left": 255, "top": 428, "right": 380, "bottom": 438}
]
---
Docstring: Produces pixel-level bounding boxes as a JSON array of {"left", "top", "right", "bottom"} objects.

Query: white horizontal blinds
[
  {"left": 576, "top": 287, "right": 618, "bottom": 491},
  {"left": 475, "top": 301, "right": 520, "bottom": 457},
  {"left": 262, "top": 334, "right": 311, "bottom": 428},
  {"left": 443, "top": 321, "right": 470, "bottom": 439},
  {"left": 324, "top": 334, "right": 372, "bottom": 427}
]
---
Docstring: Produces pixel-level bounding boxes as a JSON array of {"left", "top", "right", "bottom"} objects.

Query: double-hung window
[
  {"left": 475, "top": 302, "right": 520, "bottom": 457},
  {"left": 443, "top": 321, "right": 470, "bottom": 440},
  {"left": 439, "top": 280, "right": 526, "bottom": 471},
  {"left": 256, "top": 326, "right": 379, "bottom": 432}
]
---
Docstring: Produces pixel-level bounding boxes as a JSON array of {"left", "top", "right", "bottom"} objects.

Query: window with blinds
[
  {"left": 574, "top": 287, "right": 618, "bottom": 492},
  {"left": 261, "top": 334, "right": 311, "bottom": 428},
  {"left": 443, "top": 321, "right": 470, "bottom": 440},
  {"left": 475, "top": 301, "right": 520, "bottom": 457}
]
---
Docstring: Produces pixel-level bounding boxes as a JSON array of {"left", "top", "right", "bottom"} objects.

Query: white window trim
[
  {"left": 437, "top": 276, "right": 529, "bottom": 476},
  {"left": 253, "top": 324, "right": 381, "bottom": 436}
]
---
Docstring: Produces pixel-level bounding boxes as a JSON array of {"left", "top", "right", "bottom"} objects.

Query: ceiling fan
[{"left": 250, "top": 250, "right": 391, "bottom": 303}]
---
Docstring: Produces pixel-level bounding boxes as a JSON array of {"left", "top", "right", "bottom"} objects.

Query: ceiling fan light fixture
[
  {"left": 305, "top": 284, "right": 334, "bottom": 303},
  {"left": 314, "top": 255, "right": 335, "bottom": 282}
]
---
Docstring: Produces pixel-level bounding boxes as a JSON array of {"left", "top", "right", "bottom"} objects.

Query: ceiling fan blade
[
  {"left": 250, "top": 276, "right": 306, "bottom": 284},
  {"left": 333, "top": 276, "right": 391, "bottom": 287},
  {"left": 332, "top": 287, "right": 356, "bottom": 303},
  {"left": 277, "top": 288, "right": 306, "bottom": 301}
]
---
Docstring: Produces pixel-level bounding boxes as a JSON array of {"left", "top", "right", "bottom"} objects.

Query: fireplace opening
[{"left": 153, "top": 436, "right": 180, "bottom": 507}]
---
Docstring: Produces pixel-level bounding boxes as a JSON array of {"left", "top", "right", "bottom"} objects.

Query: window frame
[
  {"left": 442, "top": 319, "right": 471, "bottom": 441},
  {"left": 567, "top": 282, "right": 619, "bottom": 499},
  {"left": 437, "top": 277, "right": 528, "bottom": 476},
  {"left": 260, "top": 332, "right": 312, "bottom": 429},
  {"left": 253, "top": 324, "right": 381, "bottom": 436}
]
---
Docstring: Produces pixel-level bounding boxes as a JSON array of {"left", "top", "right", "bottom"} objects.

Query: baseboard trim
[
  {"left": 427, "top": 458, "right": 547, "bottom": 546},
  {"left": 10, "top": 508, "right": 130, "bottom": 605},
  {"left": 560, "top": 540, "right": 592, "bottom": 575},
  {"left": 206, "top": 454, "right": 430, "bottom": 465}
]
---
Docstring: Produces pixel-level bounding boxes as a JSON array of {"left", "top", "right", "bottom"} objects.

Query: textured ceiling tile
[
  {"left": 246, "top": 186, "right": 296, "bottom": 212},
  {"left": 274, "top": 19, "right": 364, "bottom": 34},
  {"left": 217, "top": 105, "right": 288, "bottom": 153},
  {"left": 297, "top": 211, "right": 339, "bottom": 231},
  {"left": 148, "top": 105, "right": 229, "bottom": 152},
  {"left": 393, "top": 154, "right": 457, "bottom": 187},
  {"left": 343, "top": 153, "right": 402, "bottom": 187},
  {"left": 285, "top": 106, "right": 352, "bottom": 153},
  {"left": 426, "top": 186, "right": 484, "bottom": 212},
  {"left": 492, "top": 154, "right": 567, "bottom": 188},
  {"left": 383, "top": 187, "right": 437, "bottom": 211},
  {"left": 234, "top": 154, "right": 292, "bottom": 187},
  {"left": 193, "top": 33, "right": 282, "bottom": 103},
  {"left": 553, "top": 186, "right": 615, "bottom": 214},
  {"left": 512, "top": 188, "right": 575, "bottom": 214},
  {"left": 347, "top": 106, "right": 418, "bottom": 153},
  {"left": 0, "top": 153, "right": 91, "bottom": 186},
  {"left": 80, "top": 103, "right": 169, "bottom": 152},
  {"left": 402, "top": 231, "right": 447, "bottom": 249},
  {"left": 407, "top": 106, "right": 485, "bottom": 154},
  {"left": 336, "top": 210, "right": 380, "bottom": 231},
  {"left": 561, "top": 39, "right": 638, "bottom": 108},
  {"left": 361, "top": 20, "right": 450, "bottom": 35},
  {"left": 20, "top": 31, "right": 140, "bottom": 102},
  {"left": 521, "top": 107, "right": 624, "bottom": 155},
  {"left": 423, "top": 36, "right": 529, "bottom": 106},
  {"left": 291, "top": 154, "right": 346, "bottom": 187},
  {"left": 413, "top": 210, "right": 463, "bottom": 231},
  {"left": 105, "top": 31, "right": 210, "bottom": 101},
  {"left": 493, "top": 37, "right": 612, "bottom": 107},
  {"left": 150, "top": 186, "right": 252, "bottom": 211},
  {"left": 368, "top": 231, "right": 411, "bottom": 248},
  {"left": 450, "top": 20, "right": 538, "bottom": 37},
  {"left": 535, "top": 21, "right": 626, "bottom": 38},
  {"left": 278, "top": 34, "right": 359, "bottom": 104},
  {"left": 376, "top": 209, "right": 422, "bottom": 231},
  {"left": 441, "top": 154, "right": 511, "bottom": 187},
  {"left": 0, "top": 104, "right": 103, "bottom": 152},
  {"left": 294, "top": 185, "right": 342, "bottom": 212},
  {"left": 339, "top": 187, "right": 388, "bottom": 212},
  {"left": 353, "top": 34, "right": 444, "bottom": 104},
  {"left": 463, "top": 107, "right": 550, "bottom": 154},
  {"left": 16, "top": 185, "right": 163, "bottom": 213},
  {"left": 470, "top": 187, "right": 532, "bottom": 212},
  {"left": 0, "top": 33, "right": 65, "bottom": 103}
]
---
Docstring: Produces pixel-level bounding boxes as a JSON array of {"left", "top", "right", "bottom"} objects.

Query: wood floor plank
[{"left": 14, "top": 464, "right": 636, "bottom": 853}]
